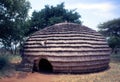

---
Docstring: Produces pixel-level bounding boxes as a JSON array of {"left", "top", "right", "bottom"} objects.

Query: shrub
[
  {"left": 0, "top": 54, "right": 22, "bottom": 78},
  {"left": 0, "top": 55, "right": 10, "bottom": 71}
]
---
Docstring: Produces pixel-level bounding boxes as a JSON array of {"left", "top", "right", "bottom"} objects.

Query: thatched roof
[
  {"left": 22, "top": 22, "right": 110, "bottom": 73},
  {"left": 32, "top": 22, "right": 98, "bottom": 35}
]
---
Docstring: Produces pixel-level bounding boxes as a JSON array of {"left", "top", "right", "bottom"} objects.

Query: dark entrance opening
[{"left": 39, "top": 59, "right": 53, "bottom": 73}]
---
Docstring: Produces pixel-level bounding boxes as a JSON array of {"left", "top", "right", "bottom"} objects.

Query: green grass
[{"left": 8, "top": 55, "right": 22, "bottom": 64}]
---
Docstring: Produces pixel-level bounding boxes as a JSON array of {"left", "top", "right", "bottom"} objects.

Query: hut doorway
[{"left": 38, "top": 58, "right": 53, "bottom": 73}]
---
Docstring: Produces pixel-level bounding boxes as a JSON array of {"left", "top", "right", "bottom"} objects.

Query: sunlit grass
[{"left": 8, "top": 55, "right": 22, "bottom": 64}]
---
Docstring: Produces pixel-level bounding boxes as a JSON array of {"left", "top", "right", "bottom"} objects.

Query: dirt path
[{"left": 0, "top": 72, "right": 58, "bottom": 82}]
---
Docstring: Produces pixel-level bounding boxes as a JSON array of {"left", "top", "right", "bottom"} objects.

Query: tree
[
  {"left": 98, "top": 18, "right": 120, "bottom": 53},
  {"left": 28, "top": 3, "right": 81, "bottom": 34},
  {"left": 0, "top": 0, "right": 31, "bottom": 54}
]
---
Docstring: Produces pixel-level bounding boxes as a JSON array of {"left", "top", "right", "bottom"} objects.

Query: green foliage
[
  {"left": 0, "top": 54, "right": 22, "bottom": 78},
  {"left": 108, "top": 36, "right": 120, "bottom": 49},
  {"left": 0, "top": 0, "right": 31, "bottom": 53},
  {"left": 0, "top": 55, "right": 10, "bottom": 70},
  {"left": 98, "top": 18, "right": 120, "bottom": 50},
  {"left": 28, "top": 3, "right": 81, "bottom": 34},
  {"left": 98, "top": 18, "right": 120, "bottom": 37}
]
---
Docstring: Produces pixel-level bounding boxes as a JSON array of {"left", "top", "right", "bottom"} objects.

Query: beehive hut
[{"left": 21, "top": 22, "right": 111, "bottom": 73}]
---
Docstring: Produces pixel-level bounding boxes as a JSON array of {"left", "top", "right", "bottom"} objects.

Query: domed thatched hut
[{"left": 21, "top": 22, "right": 110, "bottom": 73}]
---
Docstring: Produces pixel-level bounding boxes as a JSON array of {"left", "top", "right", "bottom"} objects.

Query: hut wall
[{"left": 22, "top": 23, "right": 110, "bottom": 73}]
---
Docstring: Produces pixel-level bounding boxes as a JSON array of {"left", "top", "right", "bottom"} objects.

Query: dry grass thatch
[{"left": 21, "top": 22, "right": 111, "bottom": 73}]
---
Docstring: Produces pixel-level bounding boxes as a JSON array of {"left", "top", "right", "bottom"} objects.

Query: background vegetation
[
  {"left": 0, "top": 0, "right": 31, "bottom": 54},
  {"left": 28, "top": 2, "right": 81, "bottom": 34},
  {"left": 98, "top": 18, "right": 120, "bottom": 54}
]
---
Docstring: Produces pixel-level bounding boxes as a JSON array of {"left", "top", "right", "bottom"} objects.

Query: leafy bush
[
  {"left": 0, "top": 55, "right": 14, "bottom": 78},
  {"left": 0, "top": 54, "right": 22, "bottom": 78},
  {"left": 0, "top": 55, "right": 10, "bottom": 70}
]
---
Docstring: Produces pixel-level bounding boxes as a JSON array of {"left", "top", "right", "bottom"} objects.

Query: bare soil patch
[{"left": 0, "top": 72, "right": 57, "bottom": 82}]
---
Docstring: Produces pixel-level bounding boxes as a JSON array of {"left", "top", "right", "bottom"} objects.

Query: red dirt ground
[{"left": 0, "top": 72, "right": 57, "bottom": 82}]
